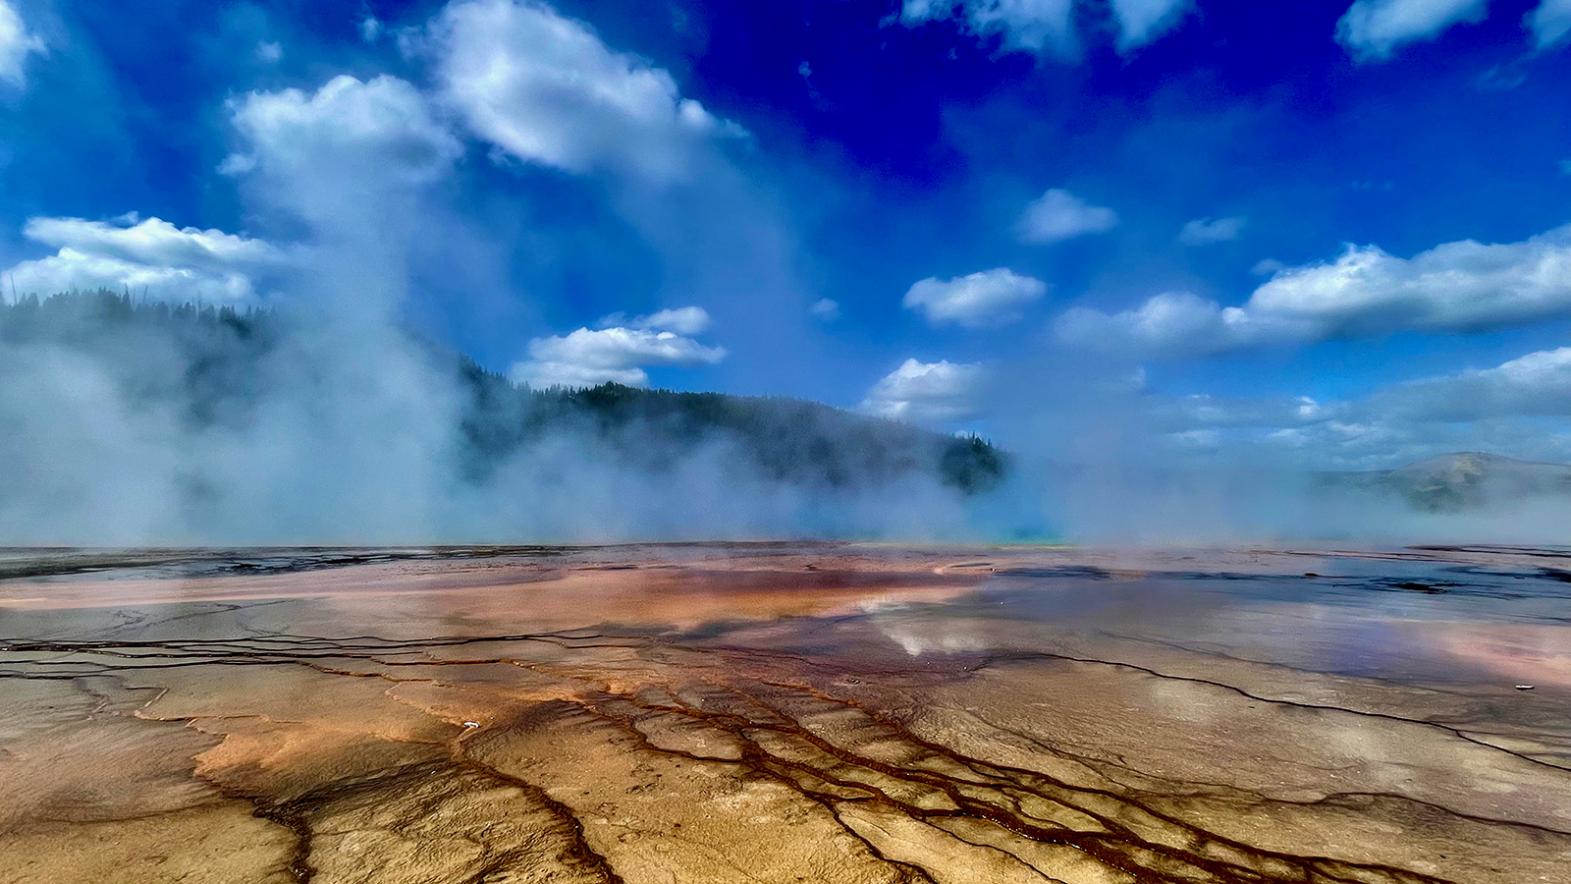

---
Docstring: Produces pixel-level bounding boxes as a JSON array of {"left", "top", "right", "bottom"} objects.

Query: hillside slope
[{"left": 1329, "top": 452, "right": 1571, "bottom": 512}]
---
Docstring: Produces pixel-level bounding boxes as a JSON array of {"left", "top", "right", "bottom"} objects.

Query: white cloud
[
  {"left": 861, "top": 358, "right": 985, "bottom": 424},
  {"left": 898, "top": 0, "right": 1191, "bottom": 55},
  {"left": 0, "top": 0, "right": 45, "bottom": 88},
  {"left": 426, "top": 0, "right": 742, "bottom": 182},
  {"left": 255, "top": 41, "right": 283, "bottom": 64},
  {"left": 1164, "top": 428, "right": 1221, "bottom": 450},
  {"left": 900, "top": 0, "right": 1078, "bottom": 55},
  {"left": 810, "top": 297, "right": 840, "bottom": 321},
  {"left": 222, "top": 74, "right": 462, "bottom": 224},
  {"left": 1527, "top": 0, "right": 1571, "bottom": 48},
  {"left": 1158, "top": 393, "right": 1337, "bottom": 430},
  {"left": 595, "top": 305, "right": 711, "bottom": 335},
  {"left": 360, "top": 14, "right": 384, "bottom": 43},
  {"left": 1144, "top": 346, "right": 1571, "bottom": 467},
  {"left": 1018, "top": 188, "right": 1118, "bottom": 243},
  {"left": 1109, "top": 0, "right": 1195, "bottom": 51},
  {"left": 6, "top": 252, "right": 251, "bottom": 303},
  {"left": 1056, "top": 291, "right": 1253, "bottom": 356},
  {"left": 1179, "top": 215, "right": 1245, "bottom": 245},
  {"left": 224, "top": 75, "right": 460, "bottom": 186},
  {"left": 1249, "top": 227, "right": 1571, "bottom": 331},
  {"left": 1251, "top": 419, "right": 1411, "bottom": 466},
  {"left": 903, "top": 267, "right": 1047, "bottom": 328},
  {"left": 511, "top": 325, "right": 725, "bottom": 388},
  {"left": 1375, "top": 347, "right": 1571, "bottom": 421},
  {"left": 635, "top": 306, "right": 710, "bottom": 335},
  {"left": 1116, "top": 343, "right": 1571, "bottom": 468},
  {"left": 1058, "top": 223, "right": 1571, "bottom": 356},
  {"left": 1336, "top": 0, "right": 1489, "bottom": 62},
  {"left": 219, "top": 74, "right": 467, "bottom": 316},
  {"left": 22, "top": 216, "right": 279, "bottom": 268},
  {"left": 3, "top": 215, "right": 283, "bottom": 302}
]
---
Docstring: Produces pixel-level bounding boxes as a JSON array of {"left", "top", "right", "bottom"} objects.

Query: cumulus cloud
[
  {"left": 222, "top": 74, "right": 463, "bottom": 227},
  {"left": 0, "top": 0, "right": 45, "bottom": 88},
  {"left": 899, "top": 0, "right": 1191, "bottom": 55},
  {"left": 595, "top": 305, "right": 712, "bottom": 336},
  {"left": 1109, "top": 0, "right": 1195, "bottom": 51},
  {"left": 1158, "top": 393, "right": 1337, "bottom": 429},
  {"left": 1374, "top": 347, "right": 1571, "bottom": 421},
  {"left": 810, "top": 298, "right": 840, "bottom": 321},
  {"left": 1336, "top": 0, "right": 1489, "bottom": 61},
  {"left": 1018, "top": 188, "right": 1117, "bottom": 243},
  {"left": 903, "top": 267, "right": 1047, "bottom": 328},
  {"left": 511, "top": 323, "right": 726, "bottom": 388},
  {"left": 6, "top": 253, "right": 250, "bottom": 303},
  {"left": 899, "top": 0, "right": 1078, "bottom": 55},
  {"left": 1179, "top": 215, "right": 1245, "bottom": 245},
  {"left": 223, "top": 75, "right": 460, "bottom": 186},
  {"left": 426, "top": 0, "right": 742, "bottom": 182},
  {"left": 1058, "top": 223, "right": 1571, "bottom": 356},
  {"left": 220, "top": 71, "right": 479, "bottom": 337},
  {"left": 1255, "top": 419, "right": 1421, "bottom": 467},
  {"left": 861, "top": 358, "right": 985, "bottom": 424},
  {"left": 1249, "top": 226, "right": 1571, "bottom": 331},
  {"left": 1128, "top": 378, "right": 1413, "bottom": 467},
  {"left": 1135, "top": 345, "right": 1571, "bottom": 469},
  {"left": 1056, "top": 291, "right": 1252, "bottom": 356},
  {"left": 3, "top": 214, "right": 284, "bottom": 302},
  {"left": 1527, "top": 0, "right": 1571, "bottom": 48},
  {"left": 21, "top": 216, "right": 278, "bottom": 269}
]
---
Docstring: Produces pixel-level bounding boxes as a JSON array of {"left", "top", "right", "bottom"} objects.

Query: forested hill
[{"left": 0, "top": 291, "right": 1005, "bottom": 495}]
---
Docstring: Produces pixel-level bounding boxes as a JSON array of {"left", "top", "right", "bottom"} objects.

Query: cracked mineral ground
[{"left": 1, "top": 544, "right": 1569, "bottom": 883}]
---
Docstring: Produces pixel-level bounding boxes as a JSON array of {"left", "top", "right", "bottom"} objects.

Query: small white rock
[
  {"left": 1514, "top": 685, "right": 1535, "bottom": 691},
  {"left": 463, "top": 720, "right": 481, "bottom": 728}
]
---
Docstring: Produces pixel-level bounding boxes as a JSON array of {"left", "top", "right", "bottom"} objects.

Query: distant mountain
[
  {"left": 1331, "top": 452, "right": 1571, "bottom": 512},
  {"left": 0, "top": 290, "right": 1005, "bottom": 497}
]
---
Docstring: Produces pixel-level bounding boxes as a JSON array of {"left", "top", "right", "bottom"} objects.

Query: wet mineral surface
[{"left": 1, "top": 543, "right": 1568, "bottom": 883}]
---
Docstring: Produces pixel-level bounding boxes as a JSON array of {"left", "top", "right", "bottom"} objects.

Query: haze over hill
[
  {"left": 0, "top": 291, "right": 1008, "bottom": 544},
  {"left": 4, "top": 291, "right": 1570, "bottom": 545},
  {"left": 1329, "top": 452, "right": 1571, "bottom": 513}
]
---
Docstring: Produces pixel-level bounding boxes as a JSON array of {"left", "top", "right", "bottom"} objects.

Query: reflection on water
[{"left": 846, "top": 550, "right": 1571, "bottom": 692}]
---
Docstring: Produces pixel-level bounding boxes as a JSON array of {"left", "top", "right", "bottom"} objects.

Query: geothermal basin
[{"left": 1, "top": 543, "right": 1568, "bottom": 883}]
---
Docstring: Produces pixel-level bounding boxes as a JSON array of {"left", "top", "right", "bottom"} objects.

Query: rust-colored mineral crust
[{"left": 2, "top": 543, "right": 1568, "bottom": 883}]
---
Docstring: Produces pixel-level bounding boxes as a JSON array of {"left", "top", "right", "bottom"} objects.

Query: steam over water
[
  {"left": 4, "top": 292, "right": 1570, "bottom": 546},
  {"left": 0, "top": 293, "right": 1018, "bottom": 545}
]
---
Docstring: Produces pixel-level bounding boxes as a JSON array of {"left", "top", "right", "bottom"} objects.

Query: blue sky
[{"left": 2, "top": 0, "right": 1570, "bottom": 469}]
